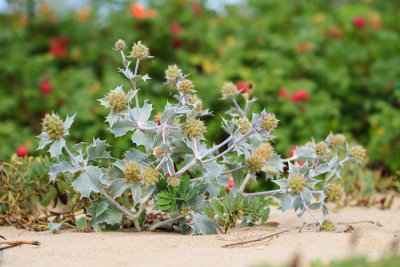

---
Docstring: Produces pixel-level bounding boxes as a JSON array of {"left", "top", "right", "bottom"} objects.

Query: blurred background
[{"left": 0, "top": 0, "right": 399, "bottom": 177}]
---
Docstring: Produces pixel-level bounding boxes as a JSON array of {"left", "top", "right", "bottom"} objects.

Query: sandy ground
[{"left": 1, "top": 196, "right": 399, "bottom": 267}]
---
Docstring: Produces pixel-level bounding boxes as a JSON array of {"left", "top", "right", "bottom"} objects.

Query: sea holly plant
[{"left": 37, "top": 40, "right": 366, "bottom": 234}]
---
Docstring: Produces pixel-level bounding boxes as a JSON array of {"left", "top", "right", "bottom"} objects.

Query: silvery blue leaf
[
  {"left": 108, "top": 178, "right": 131, "bottom": 199},
  {"left": 49, "top": 161, "right": 80, "bottom": 182},
  {"left": 37, "top": 132, "right": 52, "bottom": 150},
  {"left": 131, "top": 183, "right": 142, "bottom": 204},
  {"left": 49, "top": 138, "right": 65, "bottom": 159},
  {"left": 110, "top": 119, "right": 135, "bottom": 137},
  {"left": 189, "top": 212, "right": 219, "bottom": 235},
  {"left": 63, "top": 113, "right": 76, "bottom": 132},
  {"left": 105, "top": 111, "right": 121, "bottom": 127},
  {"left": 72, "top": 166, "right": 103, "bottom": 198},
  {"left": 48, "top": 222, "right": 62, "bottom": 233},
  {"left": 87, "top": 138, "right": 112, "bottom": 161}
]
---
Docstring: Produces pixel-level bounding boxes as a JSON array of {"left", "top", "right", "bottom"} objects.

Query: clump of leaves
[
  {"left": 37, "top": 40, "right": 366, "bottom": 235},
  {"left": 0, "top": 155, "right": 77, "bottom": 229}
]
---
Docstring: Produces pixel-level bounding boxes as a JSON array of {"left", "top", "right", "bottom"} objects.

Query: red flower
[
  {"left": 237, "top": 81, "right": 253, "bottom": 94},
  {"left": 190, "top": 2, "right": 203, "bottom": 15},
  {"left": 227, "top": 179, "right": 234, "bottom": 189},
  {"left": 131, "top": 3, "right": 146, "bottom": 19},
  {"left": 170, "top": 23, "right": 182, "bottom": 35},
  {"left": 290, "top": 89, "right": 309, "bottom": 103},
  {"left": 39, "top": 79, "right": 52, "bottom": 96},
  {"left": 352, "top": 16, "right": 365, "bottom": 28},
  {"left": 49, "top": 37, "right": 69, "bottom": 57},
  {"left": 297, "top": 161, "right": 305, "bottom": 167},
  {"left": 172, "top": 38, "right": 182, "bottom": 48},
  {"left": 16, "top": 145, "right": 28, "bottom": 157},
  {"left": 289, "top": 146, "right": 297, "bottom": 157},
  {"left": 278, "top": 88, "right": 288, "bottom": 98}
]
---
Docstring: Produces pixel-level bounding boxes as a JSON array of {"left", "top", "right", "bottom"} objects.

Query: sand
[{"left": 1, "top": 196, "right": 399, "bottom": 267}]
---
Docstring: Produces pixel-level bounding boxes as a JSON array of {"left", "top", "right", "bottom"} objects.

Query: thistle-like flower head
[
  {"left": 256, "top": 143, "right": 274, "bottom": 161},
  {"left": 247, "top": 154, "right": 265, "bottom": 173},
  {"left": 178, "top": 79, "right": 194, "bottom": 94},
  {"left": 221, "top": 82, "right": 237, "bottom": 99},
  {"left": 128, "top": 41, "right": 150, "bottom": 59},
  {"left": 165, "top": 64, "right": 183, "bottom": 81},
  {"left": 143, "top": 166, "right": 159, "bottom": 185},
  {"left": 42, "top": 114, "right": 65, "bottom": 140},
  {"left": 187, "top": 95, "right": 203, "bottom": 112},
  {"left": 107, "top": 90, "right": 129, "bottom": 113},
  {"left": 348, "top": 145, "right": 366, "bottom": 163},
  {"left": 287, "top": 174, "right": 306, "bottom": 193},
  {"left": 325, "top": 184, "right": 343, "bottom": 203},
  {"left": 114, "top": 39, "right": 126, "bottom": 52},
  {"left": 319, "top": 220, "right": 336, "bottom": 231},
  {"left": 168, "top": 176, "right": 181, "bottom": 187},
  {"left": 260, "top": 112, "right": 278, "bottom": 132},
  {"left": 315, "top": 142, "right": 328, "bottom": 157},
  {"left": 124, "top": 161, "right": 142, "bottom": 185},
  {"left": 329, "top": 134, "right": 345, "bottom": 147},
  {"left": 235, "top": 117, "right": 252, "bottom": 134},
  {"left": 184, "top": 118, "right": 206, "bottom": 139}
]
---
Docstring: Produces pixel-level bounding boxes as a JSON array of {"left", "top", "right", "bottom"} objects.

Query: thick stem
[
  {"left": 238, "top": 172, "right": 251, "bottom": 193},
  {"left": 243, "top": 189, "right": 287, "bottom": 197},
  {"left": 63, "top": 145, "right": 77, "bottom": 164},
  {"left": 101, "top": 190, "right": 144, "bottom": 221},
  {"left": 311, "top": 190, "right": 324, "bottom": 195},
  {"left": 133, "top": 219, "right": 141, "bottom": 232},
  {"left": 340, "top": 156, "right": 350, "bottom": 165},
  {"left": 193, "top": 138, "right": 199, "bottom": 159},
  {"left": 175, "top": 158, "right": 197, "bottom": 176},
  {"left": 203, "top": 128, "right": 257, "bottom": 163},
  {"left": 199, "top": 135, "right": 233, "bottom": 160},
  {"left": 300, "top": 192, "right": 321, "bottom": 225},
  {"left": 149, "top": 213, "right": 188, "bottom": 231},
  {"left": 220, "top": 165, "right": 246, "bottom": 175},
  {"left": 232, "top": 97, "right": 245, "bottom": 117},
  {"left": 132, "top": 59, "right": 141, "bottom": 122}
]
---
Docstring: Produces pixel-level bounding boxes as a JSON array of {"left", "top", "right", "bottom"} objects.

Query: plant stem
[
  {"left": 193, "top": 138, "right": 199, "bottom": 158},
  {"left": 340, "top": 156, "right": 350, "bottom": 165},
  {"left": 149, "top": 213, "right": 188, "bottom": 231},
  {"left": 63, "top": 145, "right": 77, "bottom": 164},
  {"left": 220, "top": 165, "right": 246, "bottom": 175},
  {"left": 175, "top": 158, "right": 197, "bottom": 176},
  {"left": 243, "top": 189, "right": 287, "bottom": 197},
  {"left": 238, "top": 172, "right": 251, "bottom": 193},
  {"left": 101, "top": 190, "right": 144, "bottom": 221},
  {"left": 311, "top": 190, "right": 324, "bottom": 195},
  {"left": 300, "top": 192, "right": 321, "bottom": 225},
  {"left": 203, "top": 128, "right": 257, "bottom": 163},
  {"left": 131, "top": 59, "right": 141, "bottom": 122},
  {"left": 282, "top": 156, "right": 297, "bottom": 163},
  {"left": 199, "top": 135, "right": 233, "bottom": 160},
  {"left": 232, "top": 97, "right": 245, "bottom": 117},
  {"left": 156, "top": 157, "right": 167, "bottom": 170}
]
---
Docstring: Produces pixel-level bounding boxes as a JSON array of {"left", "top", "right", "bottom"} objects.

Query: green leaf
[
  {"left": 156, "top": 198, "right": 173, "bottom": 206},
  {"left": 72, "top": 166, "right": 103, "bottom": 198},
  {"left": 204, "top": 206, "right": 215, "bottom": 219},
  {"left": 211, "top": 198, "right": 224, "bottom": 218},
  {"left": 86, "top": 138, "right": 112, "bottom": 161},
  {"left": 110, "top": 119, "right": 135, "bottom": 137},
  {"left": 76, "top": 217, "right": 87, "bottom": 230}
]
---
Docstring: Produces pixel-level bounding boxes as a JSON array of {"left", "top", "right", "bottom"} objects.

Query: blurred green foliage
[{"left": 0, "top": 0, "right": 399, "bottom": 173}]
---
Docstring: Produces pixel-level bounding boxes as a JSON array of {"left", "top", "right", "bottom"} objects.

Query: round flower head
[
  {"left": 348, "top": 145, "right": 366, "bottom": 163},
  {"left": 165, "top": 64, "right": 183, "bottom": 81},
  {"left": 107, "top": 90, "right": 128, "bottom": 113},
  {"left": 221, "top": 82, "right": 237, "bottom": 99},
  {"left": 260, "top": 112, "right": 278, "bottom": 132},
  {"left": 247, "top": 154, "right": 265, "bottom": 173},
  {"left": 184, "top": 118, "right": 206, "bottom": 139},
  {"left": 187, "top": 95, "right": 203, "bottom": 112},
  {"left": 325, "top": 184, "right": 343, "bottom": 203},
  {"left": 129, "top": 41, "right": 150, "bottom": 59},
  {"left": 315, "top": 142, "right": 328, "bottom": 157},
  {"left": 256, "top": 143, "right": 274, "bottom": 161},
  {"left": 42, "top": 114, "right": 65, "bottom": 140},
  {"left": 154, "top": 112, "right": 162, "bottom": 125},
  {"left": 319, "top": 220, "right": 336, "bottom": 231},
  {"left": 124, "top": 161, "right": 142, "bottom": 185},
  {"left": 178, "top": 79, "right": 194, "bottom": 94},
  {"left": 330, "top": 134, "right": 345, "bottom": 147},
  {"left": 143, "top": 166, "right": 159, "bottom": 185},
  {"left": 235, "top": 117, "right": 252, "bottom": 134},
  {"left": 288, "top": 174, "right": 306, "bottom": 193},
  {"left": 168, "top": 176, "right": 181, "bottom": 187},
  {"left": 153, "top": 147, "right": 165, "bottom": 158},
  {"left": 114, "top": 39, "right": 126, "bottom": 51}
]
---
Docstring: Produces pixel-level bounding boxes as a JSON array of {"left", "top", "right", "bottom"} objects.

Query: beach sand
[{"left": 1, "top": 196, "right": 399, "bottom": 267}]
